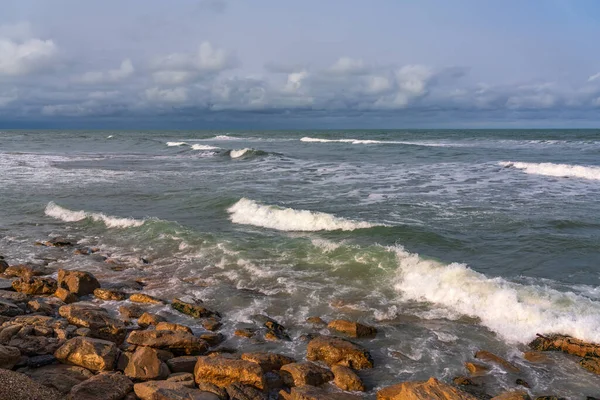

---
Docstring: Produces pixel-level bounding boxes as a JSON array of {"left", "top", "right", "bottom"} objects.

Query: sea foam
[
  {"left": 300, "top": 136, "right": 451, "bottom": 147},
  {"left": 166, "top": 141, "right": 187, "bottom": 147},
  {"left": 391, "top": 246, "right": 600, "bottom": 343},
  {"left": 45, "top": 202, "right": 145, "bottom": 228},
  {"left": 227, "top": 198, "right": 378, "bottom": 231},
  {"left": 191, "top": 144, "right": 219, "bottom": 151},
  {"left": 500, "top": 161, "right": 600, "bottom": 180},
  {"left": 230, "top": 148, "right": 252, "bottom": 158}
]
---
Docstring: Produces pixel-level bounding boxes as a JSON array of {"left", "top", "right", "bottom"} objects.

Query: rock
[
  {"left": 241, "top": 352, "right": 295, "bottom": 372},
  {"left": 172, "top": 298, "right": 218, "bottom": 318},
  {"left": 127, "top": 330, "right": 209, "bottom": 356},
  {"left": 94, "top": 288, "right": 127, "bottom": 301},
  {"left": 306, "top": 336, "right": 373, "bottom": 370},
  {"left": 529, "top": 334, "right": 600, "bottom": 358},
  {"left": 58, "top": 269, "right": 101, "bottom": 296},
  {"left": 475, "top": 351, "right": 520, "bottom": 373},
  {"left": 516, "top": 379, "right": 530, "bottom": 388},
  {"left": 54, "top": 336, "right": 118, "bottom": 371},
  {"left": 0, "top": 369, "right": 63, "bottom": 400},
  {"left": 59, "top": 303, "right": 126, "bottom": 343},
  {"left": 491, "top": 391, "right": 531, "bottom": 400},
  {"left": 0, "top": 344, "right": 20, "bottom": 369},
  {"left": 130, "top": 293, "right": 163, "bottom": 304},
  {"left": 138, "top": 312, "right": 166, "bottom": 327},
  {"left": 280, "top": 362, "right": 333, "bottom": 387},
  {"left": 194, "top": 355, "right": 266, "bottom": 390},
  {"left": 168, "top": 372, "right": 196, "bottom": 388},
  {"left": 281, "top": 385, "right": 362, "bottom": 400},
  {"left": 125, "top": 346, "right": 170, "bottom": 381},
  {"left": 306, "top": 317, "right": 327, "bottom": 325},
  {"left": 252, "top": 314, "right": 290, "bottom": 341},
  {"left": 453, "top": 376, "right": 476, "bottom": 386},
  {"left": 8, "top": 334, "right": 62, "bottom": 356},
  {"left": 134, "top": 380, "right": 217, "bottom": 400},
  {"left": 331, "top": 365, "right": 365, "bottom": 391},
  {"left": 523, "top": 351, "right": 549, "bottom": 363},
  {"left": 377, "top": 377, "right": 478, "bottom": 400},
  {"left": 198, "top": 381, "right": 229, "bottom": 399},
  {"left": 55, "top": 287, "right": 78, "bottom": 303},
  {"left": 27, "top": 354, "right": 57, "bottom": 368},
  {"left": 0, "top": 289, "right": 29, "bottom": 303},
  {"left": 12, "top": 276, "right": 57, "bottom": 295},
  {"left": 22, "top": 364, "right": 93, "bottom": 393},
  {"left": 68, "top": 371, "right": 134, "bottom": 400},
  {"left": 465, "top": 362, "right": 490, "bottom": 376},
  {"left": 201, "top": 318, "right": 223, "bottom": 332},
  {"left": 119, "top": 304, "right": 145, "bottom": 319},
  {"left": 156, "top": 321, "right": 193, "bottom": 334},
  {"left": 580, "top": 356, "right": 600, "bottom": 374},
  {"left": 200, "top": 333, "right": 225, "bottom": 347},
  {"left": 4, "top": 264, "right": 52, "bottom": 279},
  {"left": 235, "top": 328, "right": 256, "bottom": 338},
  {"left": 226, "top": 382, "right": 266, "bottom": 400},
  {"left": 37, "top": 237, "right": 73, "bottom": 247},
  {"left": 0, "top": 298, "right": 23, "bottom": 317},
  {"left": 0, "top": 258, "right": 7, "bottom": 273},
  {"left": 327, "top": 320, "right": 377, "bottom": 338},
  {"left": 167, "top": 356, "right": 200, "bottom": 373}
]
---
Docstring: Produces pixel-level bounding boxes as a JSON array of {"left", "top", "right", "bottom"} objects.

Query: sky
[{"left": 1, "top": 0, "right": 600, "bottom": 128}]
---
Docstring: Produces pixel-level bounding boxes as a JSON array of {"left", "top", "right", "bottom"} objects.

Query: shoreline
[{"left": 1, "top": 239, "right": 599, "bottom": 400}]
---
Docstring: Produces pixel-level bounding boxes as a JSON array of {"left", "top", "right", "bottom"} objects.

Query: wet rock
[
  {"left": 0, "top": 298, "right": 23, "bottom": 317},
  {"left": 0, "top": 344, "right": 20, "bottom": 369},
  {"left": 226, "top": 382, "right": 266, "bottom": 400},
  {"left": 331, "top": 365, "right": 365, "bottom": 392},
  {"left": 130, "top": 293, "right": 163, "bottom": 304},
  {"left": 200, "top": 333, "right": 225, "bottom": 347},
  {"left": 0, "top": 369, "right": 63, "bottom": 400},
  {"left": 241, "top": 352, "right": 295, "bottom": 372},
  {"left": 475, "top": 351, "right": 520, "bottom": 373},
  {"left": 0, "top": 258, "right": 8, "bottom": 273},
  {"left": 12, "top": 276, "right": 57, "bottom": 295},
  {"left": 37, "top": 237, "right": 73, "bottom": 247},
  {"left": 27, "top": 354, "right": 57, "bottom": 368},
  {"left": 0, "top": 289, "right": 29, "bottom": 303},
  {"left": 580, "top": 356, "right": 600, "bottom": 374},
  {"left": 465, "top": 362, "right": 490, "bottom": 376},
  {"left": 134, "top": 380, "right": 217, "bottom": 400},
  {"left": 57, "top": 269, "right": 100, "bottom": 296},
  {"left": 127, "top": 329, "right": 209, "bottom": 356},
  {"left": 235, "top": 328, "right": 257, "bottom": 338},
  {"left": 202, "top": 318, "right": 223, "bottom": 332},
  {"left": 327, "top": 320, "right": 377, "bottom": 338},
  {"left": 252, "top": 315, "right": 290, "bottom": 341},
  {"left": 125, "top": 346, "right": 170, "bottom": 381},
  {"left": 167, "top": 372, "right": 195, "bottom": 388},
  {"left": 54, "top": 336, "right": 118, "bottom": 371},
  {"left": 119, "top": 304, "right": 145, "bottom": 319},
  {"left": 68, "top": 371, "right": 133, "bottom": 400},
  {"left": 529, "top": 334, "right": 600, "bottom": 358},
  {"left": 522, "top": 351, "right": 549, "bottom": 363},
  {"left": 280, "top": 362, "right": 333, "bottom": 387},
  {"left": 54, "top": 287, "right": 78, "bottom": 304},
  {"left": 193, "top": 355, "right": 266, "bottom": 390},
  {"left": 306, "top": 317, "right": 327, "bottom": 326},
  {"left": 172, "top": 298, "right": 218, "bottom": 318},
  {"left": 94, "top": 288, "right": 127, "bottom": 301},
  {"left": 138, "top": 312, "right": 166, "bottom": 328},
  {"left": 198, "top": 381, "right": 229, "bottom": 399},
  {"left": 156, "top": 321, "right": 193, "bottom": 334},
  {"left": 534, "top": 397, "right": 566, "bottom": 400},
  {"left": 8, "top": 334, "right": 62, "bottom": 356},
  {"left": 377, "top": 377, "right": 478, "bottom": 400},
  {"left": 4, "top": 264, "right": 52, "bottom": 279},
  {"left": 515, "top": 379, "right": 530, "bottom": 388},
  {"left": 22, "top": 363, "right": 93, "bottom": 393},
  {"left": 73, "top": 247, "right": 100, "bottom": 256},
  {"left": 59, "top": 303, "right": 126, "bottom": 343},
  {"left": 306, "top": 336, "right": 373, "bottom": 370},
  {"left": 281, "top": 385, "right": 362, "bottom": 400},
  {"left": 453, "top": 376, "right": 476, "bottom": 386},
  {"left": 491, "top": 391, "right": 531, "bottom": 400},
  {"left": 167, "top": 356, "right": 200, "bottom": 373}
]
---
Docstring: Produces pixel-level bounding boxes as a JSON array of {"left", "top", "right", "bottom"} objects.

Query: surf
[
  {"left": 500, "top": 161, "right": 600, "bottom": 180},
  {"left": 45, "top": 202, "right": 145, "bottom": 228}
]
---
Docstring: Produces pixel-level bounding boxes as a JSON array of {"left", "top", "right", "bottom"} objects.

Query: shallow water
[{"left": 2, "top": 129, "right": 600, "bottom": 397}]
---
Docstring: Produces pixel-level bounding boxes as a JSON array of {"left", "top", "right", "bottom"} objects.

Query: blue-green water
[{"left": 1, "top": 130, "right": 600, "bottom": 397}]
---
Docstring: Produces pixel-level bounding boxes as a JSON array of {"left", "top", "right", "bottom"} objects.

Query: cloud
[
  {"left": 145, "top": 87, "right": 188, "bottom": 103},
  {"left": 328, "top": 57, "right": 368, "bottom": 75},
  {"left": 0, "top": 27, "right": 57, "bottom": 76},
  {"left": 153, "top": 42, "right": 234, "bottom": 73},
  {"left": 78, "top": 59, "right": 134, "bottom": 84}
]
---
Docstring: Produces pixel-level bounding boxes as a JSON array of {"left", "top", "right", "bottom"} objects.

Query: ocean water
[{"left": 2, "top": 129, "right": 600, "bottom": 397}]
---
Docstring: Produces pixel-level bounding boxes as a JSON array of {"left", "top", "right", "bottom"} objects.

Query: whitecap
[
  {"left": 500, "top": 161, "right": 600, "bottom": 180},
  {"left": 45, "top": 202, "right": 145, "bottom": 228},
  {"left": 191, "top": 144, "right": 219, "bottom": 151},
  {"left": 166, "top": 141, "right": 187, "bottom": 147},
  {"left": 230, "top": 148, "right": 252, "bottom": 158}
]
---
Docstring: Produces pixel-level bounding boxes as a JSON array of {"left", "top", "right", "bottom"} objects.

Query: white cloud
[
  {"left": 153, "top": 41, "right": 234, "bottom": 73},
  {"left": 88, "top": 91, "right": 120, "bottom": 99},
  {"left": 78, "top": 59, "right": 134, "bottom": 84},
  {"left": 283, "top": 70, "right": 308, "bottom": 93},
  {"left": 0, "top": 37, "right": 57, "bottom": 76},
  {"left": 329, "top": 57, "right": 367, "bottom": 75},
  {"left": 588, "top": 72, "right": 600, "bottom": 83},
  {"left": 145, "top": 87, "right": 188, "bottom": 103},
  {"left": 152, "top": 70, "right": 197, "bottom": 85}
]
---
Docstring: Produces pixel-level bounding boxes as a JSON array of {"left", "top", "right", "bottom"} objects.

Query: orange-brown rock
[
  {"left": 306, "top": 336, "right": 373, "bottom": 370},
  {"left": 465, "top": 362, "right": 490, "bottom": 376},
  {"left": 327, "top": 320, "right": 377, "bottom": 338},
  {"left": 331, "top": 365, "right": 365, "bottom": 392},
  {"left": 124, "top": 346, "right": 170, "bottom": 381},
  {"left": 281, "top": 385, "right": 362, "bottom": 400},
  {"left": 129, "top": 293, "right": 162, "bottom": 304},
  {"left": 198, "top": 381, "right": 229, "bottom": 399},
  {"left": 241, "top": 352, "right": 295, "bottom": 372},
  {"left": 280, "top": 362, "right": 333, "bottom": 387},
  {"left": 529, "top": 334, "right": 600, "bottom": 358},
  {"left": 523, "top": 351, "right": 549, "bottom": 363},
  {"left": 201, "top": 317, "right": 223, "bottom": 332},
  {"left": 67, "top": 371, "right": 134, "bottom": 400},
  {"left": 194, "top": 355, "right": 266, "bottom": 390},
  {"left": 119, "top": 304, "right": 144, "bottom": 319},
  {"left": 4, "top": 264, "right": 51, "bottom": 279},
  {"left": 58, "top": 269, "right": 100, "bottom": 296},
  {"left": 93, "top": 288, "right": 126, "bottom": 301},
  {"left": 475, "top": 351, "right": 520, "bottom": 373},
  {"left": 172, "top": 298, "right": 218, "bottom": 318},
  {"left": 59, "top": 303, "right": 126, "bottom": 343},
  {"left": 580, "top": 356, "right": 600, "bottom": 375},
  {"left": 54, "top": 336, "right": 118, "bottom": 371},
  {"left": 167, "top": 372, "right": 195, "bottom": 388},
  {"left": 134, "top": 380, "right": 217, "bottom": 400},
  {"left": 138, "top": 312, "right": 166, "bottom": 328},
  {"left": 235, "top": 328, "right": 256, "bottom": 338},
  {"left": 127, "top": 329, "right": 209, "bottom": 356},
  {"left": 226, "top": 382, "right": 266, "bottom": 400},
  {"left": 306, "top": 317, "right": 327, "bottom": 325},
  {"left": 55, "top": 287, "right": 78, "bottom": 304},
  {"left": 0, "top": 344, "right": 21, "bottom": 369},
  {"left": 491, "top": 391, "right": 531, "bottom": 400},
  {"left": 377, "top": 377, "right": 478, "bottom": 400},
  {"left": 156, "top": 321, "right": 193, "bottom": 334},
  {"left": 167, "top": 356, "right": 200, "bottom": 373},
  {"left": 12, "top": 276, "right": 57, "bottom": 295}
]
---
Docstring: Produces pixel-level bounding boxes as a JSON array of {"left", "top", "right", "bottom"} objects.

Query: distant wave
[
  {"left": 300, "top": 136, "right": 452, "bottom": 147},
  {"left": 227, "top": 198, "right": 379, "bottom": 231},
  {"left": 45, "top": 202, "right": 145, "bottom": 228},
  {"left": 500, "top": 161, "right": 600, "bottom": 180},
  {"left": 166, "top": 141, "right": 187, "bottom": 147},
  {"left": 191, "top": 144, "right": 219, "bottom": 151}
]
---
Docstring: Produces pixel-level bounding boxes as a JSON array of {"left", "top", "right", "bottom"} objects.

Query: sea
[{"left": 1, "top": 129, "right": 600, "bottom": 398}]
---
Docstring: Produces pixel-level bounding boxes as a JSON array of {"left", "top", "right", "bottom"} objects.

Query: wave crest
[
  {"left": 500, "top": 161, "right": 600, "bottom": 180},
  {"left": 166, "top": 141, "right": 187, "bottom": 147},
  {"left": 227, "top": 198, "right": 378, "bottom": 231},
  {"left": 45, "top": 202, "right": 145, "bottom": 228},
  {"left": 300, "top": 136, "right": 451, "bottom": 147}
]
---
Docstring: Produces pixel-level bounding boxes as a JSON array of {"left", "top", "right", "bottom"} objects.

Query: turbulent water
[{"left": 2, "top": 129, "right": 600, "bottom": 397}]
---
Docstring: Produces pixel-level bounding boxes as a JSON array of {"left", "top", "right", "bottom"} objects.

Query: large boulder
[
  {"left": 194, "top": 355, "right": 266, "bottom": 390},
  {"left": 4, "top": 264, "right": 52, "bottom": 279},
  {"left": 331, "top": 365, "right": 365, "bottom": 392},
  {"left": 124, "top": 346, "right": 170, "bottom": 381},
  {"left": 167, "top": 356, "right": 200, "bottom": 373},
  {"left": 280, "top": 362, "right": 334, "bottom": 387},
  {"left": 58, "top": 269, "right": 101, "bottom": 296},
  {"left": 127, "top": 330, "right": 209, "bottom": 356},
  {"left": 529, "top": 334, "right": 600, "bottom": 358},
  {"left": 134, "top": 380, "right": 218, "bottom": 400},
  {"left": 94, "top": 288, "right": 127, "bottom": 301},
  {"left": 327, "top": 320, "right": 377, "bottom": 338},
  {"left": 156, "top": 321, "right": 193, "bottom": 334},
  {"left": 138, "top": 312, "right": 166, "bottom": 328},
  {"left": 59, "top": 303, "right": 126, "bottom": 343},
  {"left": 241, "top": 352, "right": 295, "bottom": 372},
  {"left": 172, "top": 298, "right": 218, "bottom": 318},
  {"left": 0, "top": 344, "right": 20, "bottom": 369},
  {"left": 68, "top": 371, "right": 133, "bottom": 400},
  {"left": 22, "top": 364, "right": 93, "bottom": 394},
  {"left": 226, "top": 382, "right": 267, "bottom": 400},
  {"left": 377, "top": 377, "right": 478, "bottom": 400},
  {"left": 0, "top": 369, "right": 63, "bottom": 400},
  {"left": 0, "top": 298, "right": 23, "bottom": 317},
  {"left": 306, "top": 336, "right": 373, "bottom": 370},
  {"left": 12, "top": 276, "right": 57, "bottom": 295},
  {"left": 55, "top": 336, "right": 118, "bottom": 371},
  {"left": 474, "top": 351, "right": 520, "bottom": 373}
]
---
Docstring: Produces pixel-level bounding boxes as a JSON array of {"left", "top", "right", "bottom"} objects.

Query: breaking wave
[
  {"left": 191, "top": 144, "right": 219, "bottom": 151},
  {"left": 500, "top": 161, "right": 600, "bottom": 180},
  {"left": 227, "top": 198, "right": 379, "bottom": 231},
  {"left": 166, "top": 141, "right": 187, "bottom": 147},
  {"left": 45, "top": 202, "right": 145, "bottom": 228},
  {"left": 300, "top": 137, "right": 452, "bottom": 147}
]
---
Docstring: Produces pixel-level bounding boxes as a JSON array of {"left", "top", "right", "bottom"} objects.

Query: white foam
[
  {"left": 212, "top": 135, "right": 240, "bottom": 140},
  {"left": 227, "top": 198, "right": 378, "bottom": 231},
  {"left": 500, "top": 161, "right": 600, "bottom": 180},
  {"left": 106, "top": 135, "right": 114, "bottom": 139},
  {"left": 390, "top": 246, "right": 600, "bottom": 344},
  {"left": 167, "top": 141, "right": 187, "bottom": 147},
  {"left": 45, "top": 202, "right": 145, "bottom": 229},
  {"left": 191, "top": 144, "right": 219, "bottom": 151},
  {"left": 230, "top": 148, "right": 252, "bottom": 158},
  {"left": 300, "top": 137, "right": 451, "bottom": 147}
]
